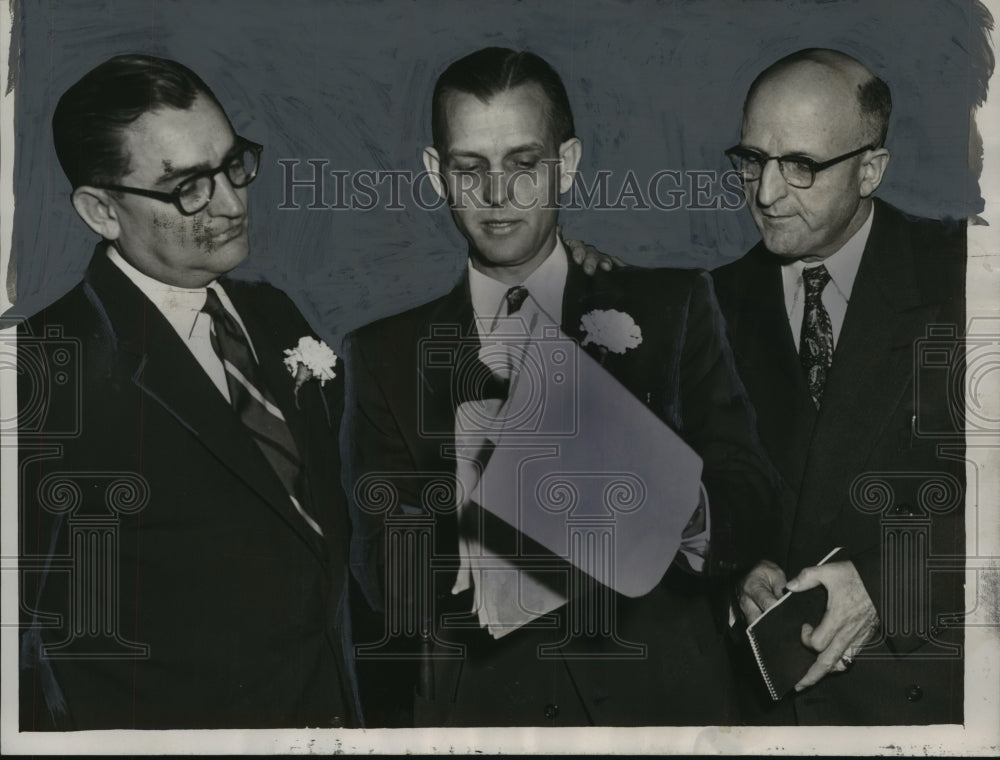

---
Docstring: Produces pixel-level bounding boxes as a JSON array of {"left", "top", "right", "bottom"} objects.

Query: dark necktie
[
  {"left": 799, "top": 265, "right": 834, "bottom": 408},
  {"left": 505, "top": 285, "right": 529, "bottom": 315},
  {"left": 455, "top": 286, "right": 530, "bottom": 406},
  {"left": 201, "top": 288, "right": 322, "bottom": 535}
]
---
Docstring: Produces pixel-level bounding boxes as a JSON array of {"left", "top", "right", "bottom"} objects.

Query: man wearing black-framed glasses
[
  {"left": 92, "top": 138, "right": 263, "bottom": 216},
  {"left": 713, "top": 48, "right": 965, "bottom": 726},
  {"left": 13, "top": 54, "right": 359, "bottom": 730}
]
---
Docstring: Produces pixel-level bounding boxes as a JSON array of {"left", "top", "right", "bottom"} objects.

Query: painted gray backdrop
[{"left": 7, "top": 0, "right": 992, "bottom": 346}]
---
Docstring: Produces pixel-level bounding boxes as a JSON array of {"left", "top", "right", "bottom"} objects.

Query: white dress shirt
[
  {"left": 467, "top": 237, "right": 569, "bottom": 329},
  {"left": 781, "top": 204, "right": 873, "bottom": 352},
  {"left": 107, "top": 246, "right": 257, "bottom": 402}
]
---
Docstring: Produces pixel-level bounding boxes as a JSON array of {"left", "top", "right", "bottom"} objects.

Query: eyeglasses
[
  {"left": 724, "top": 144, "right": 874, "bottom": 189},
  {"left": 94, "top": 138, "right": 263, "bottom": 215}
]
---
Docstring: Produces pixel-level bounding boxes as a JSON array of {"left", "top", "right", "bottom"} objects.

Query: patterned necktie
[
  {"left": 505, "top": 285, "right": 529, "bottom": 315},
  {"left": 799, "top": 265, "right": 834, "bottom": 408},
  {"left": 201, "top": 288, "right": 323, "bottom": 535}
]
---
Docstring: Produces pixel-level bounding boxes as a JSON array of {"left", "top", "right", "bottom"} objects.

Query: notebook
[{"left": 746, "top": 547, "right": 843, "bottom": 700}]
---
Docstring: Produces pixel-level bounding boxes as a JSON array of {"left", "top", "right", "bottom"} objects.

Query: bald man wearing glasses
[
  {"left": 14, "top": 55, "right": 358, "bottom": 730},
  {"left": 712, "top": 48, "right": 966, "bottom": 725}
]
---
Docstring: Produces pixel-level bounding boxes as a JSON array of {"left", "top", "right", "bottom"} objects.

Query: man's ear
[
  {"left": 557, "top": 137, "right": 582, "bottom": 195},
  {"left": 422, "top": 146, "right": 448, "bottom": 202},
  {"left": 859, "top": 148, "right": 890, "bottom": 198},
  {"left": 71, "top": 187, "right": 122, "bottom": 240}
]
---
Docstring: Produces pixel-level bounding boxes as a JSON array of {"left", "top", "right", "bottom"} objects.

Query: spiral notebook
[{"left": 746, "top": 547, "right": 843, "bottom": 701}]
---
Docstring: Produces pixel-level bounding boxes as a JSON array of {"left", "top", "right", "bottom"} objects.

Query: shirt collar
[
  {"left": 105, "top": 244, "right": 233, "bottom": 339},
  {"left": 782, "top": 202, "right": 874, "bottom": 301},
  {"left": 467, "top": 237, "right": 568, "bottom": 326}
]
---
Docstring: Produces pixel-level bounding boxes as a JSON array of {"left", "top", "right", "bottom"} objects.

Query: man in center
[{"left": 344, "top": 46, "right": 776, "bottom": 726}]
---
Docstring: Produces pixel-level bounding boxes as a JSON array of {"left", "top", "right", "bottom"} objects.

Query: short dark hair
[
  {"left": 431, "top": 47, "right": 575, "bottom": 152},
  {"left": 745, "top": 48, "right": 892, "bottom": 148},
  {"left": 52, "top": 54, "right": 225, "bottom": 188}
]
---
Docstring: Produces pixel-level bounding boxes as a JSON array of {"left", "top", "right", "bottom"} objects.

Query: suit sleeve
[
  {"left": 340, "top": 330, "right": 422, "bottom": 727},
  {"left": 677, "top": 271, "right": 781, "bottom": 578},
  {"left": 17, "top": 315, "right": 86, "bottom": 730}
]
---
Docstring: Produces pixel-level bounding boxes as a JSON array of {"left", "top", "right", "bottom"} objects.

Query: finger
[
  {"left": 801, "top": 608, "right": 844, "bottom": 653},
  {"left": 795, "top": 657, "right": 833, "bottom": 691},
  {"left": 611, "top": 255, "right": 626, "bottom": 268},
  {"left": 800, "top": 622, "right": 816, "bottom": 650},
  {"left": 799, "top": 622, "right": 857, "bottom": 689},
  {"left": 785, "top": 565, "right": 823, "bottom": 592},
  {"left": 738, "top": 594, "right": 764, "bottom": 624},
  {"left": 599, "top": 258, "right": 613, "bottom": 271},
  {"left": 769, "top": 574, "right": 788, "bottom": 598},
  {"left": 582, "top": 256, "right": 597, "bottom": 275},
  {"left": 742, "top": 580, "right": 781, "bottom": 617},
  {"left": 568, "top": 241, "right": 585, "bottom": 264},
  {"left": 795, "top": 639, "right": 849, "bottom": 690}
]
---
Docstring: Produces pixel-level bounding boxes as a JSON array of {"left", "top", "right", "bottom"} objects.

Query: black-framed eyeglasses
[
  {"left": 94, "top": 138, "right": 263, "bottom": 215},
  {"left": 724, "top": 144, "right": 874, "bottom": 189}
]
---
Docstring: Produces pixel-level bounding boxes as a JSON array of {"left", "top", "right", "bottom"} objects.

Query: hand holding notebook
[{"left": 745, "top": 547, "right": 843, "bottom": 700}]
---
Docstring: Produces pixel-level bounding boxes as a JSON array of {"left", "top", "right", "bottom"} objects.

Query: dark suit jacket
[
  {"left": 16, "top": 249, "right": 359, "bottom": 729},
  {"left": 344, "top": 250, "right": 777, "bottom": 726},
  {"left": 713, "top": 198, "right": 966, "bottom": 725}
]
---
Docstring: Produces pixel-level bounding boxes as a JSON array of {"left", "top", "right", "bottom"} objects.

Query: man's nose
[
  {"left": 208, "top": 172, "right": 246, "bottom": 217},
  {"left": 754, "top": 158, "right": 788, "bottom": 208},
  {"left": 482, "top": 169, "right": 508, "bottom": 207}
]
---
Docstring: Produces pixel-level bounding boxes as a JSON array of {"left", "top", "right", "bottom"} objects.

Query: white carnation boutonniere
[
  {"left": 283, "top": 336, "right": 338, "bottom": 404},
  {"left": 580, "top": 309, "right": 643, "bottom": 358}
]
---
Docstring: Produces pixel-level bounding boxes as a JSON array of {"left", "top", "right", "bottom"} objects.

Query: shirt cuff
[{"left": 678, "top": 483, "right": 710, "bottom": 572}]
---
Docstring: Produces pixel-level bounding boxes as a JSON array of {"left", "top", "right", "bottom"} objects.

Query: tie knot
[
  {"left": 201, "top": 287, "right": 227, "bottom": 319},
  {"left": 505, "top": 285, "right": 529, "bottom": 315},
  {"left": 202, "top": 287, "right": 246, "bottom": 344},
  {"left": 802, "top": 265, "right": 831, "bottom": 299}
]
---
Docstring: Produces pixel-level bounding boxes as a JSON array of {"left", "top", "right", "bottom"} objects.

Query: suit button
[
  {"left": 544, "top": 703, "right": 559, "bottom": 719},
  {"left": 905, "top": 684, "right": 923, "bottom": 702},
  {"left": 330, "top": 714, "right": 345, "bottom": 728}
]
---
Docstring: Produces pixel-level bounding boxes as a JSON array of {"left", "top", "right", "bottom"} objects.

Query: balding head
[
  {"left": 745, "top": 48, "right": 891, "bottom": 148},
  {"left": 735, "top": 48, "right": 892, "bottom": 262}
]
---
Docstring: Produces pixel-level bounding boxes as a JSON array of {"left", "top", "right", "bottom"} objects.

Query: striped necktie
[{"left": 201, "top": 288, "right": 323, "bottom": 536}]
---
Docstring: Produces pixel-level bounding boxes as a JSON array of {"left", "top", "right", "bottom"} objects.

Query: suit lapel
[
  {"left": 725, "top": 247, "right": 817, "bottom": 490},
  {"left": 85, "top": 253, "right": 327, "bottom": 560},
  {"left": 560, "top": 254, "right": 629, "bottom": 369},
  {"left": 416, "top": 277, "right": 478, "bottom": 467},
  {"left": 797, "top": 201, "right": 939, "bottom": 527}
]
